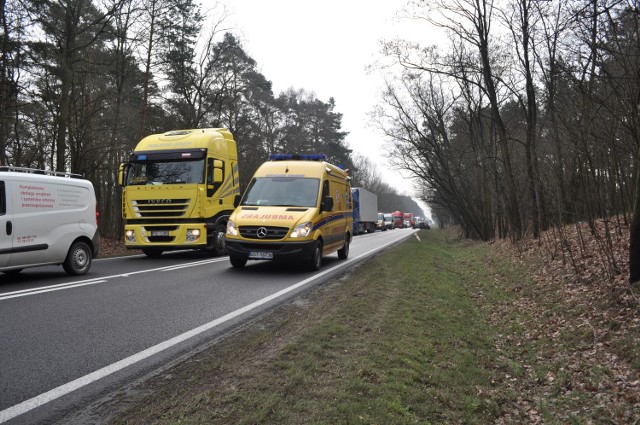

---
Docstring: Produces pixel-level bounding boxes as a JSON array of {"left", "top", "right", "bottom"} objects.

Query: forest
[
  {"left": 2, "top": 0, "right": 640, "bottom": 282},
  {"left": 372, "top": 0, "right": 640, "bottom": 283},
  {"left": 1, "top": 0, "right": 426, "bottom": 241}
]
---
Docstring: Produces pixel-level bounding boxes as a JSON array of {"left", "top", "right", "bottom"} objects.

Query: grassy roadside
[{"left": 103, "top": 228, "right": 638, "bottom": 424}]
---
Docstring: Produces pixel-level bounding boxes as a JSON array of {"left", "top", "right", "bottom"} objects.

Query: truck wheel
[
  {"left": 142, "top": 248, "right": 164, "bottom": 257},
  {"left": 308, "top": 241, "right": 322, "bottom": 271},
  {"left": 337, "top": 238, "right": 349, "bottom": 260},
  {"left": 63, "top": 241, "right": 92, "bottom": 275},
  {"left": 229, "top": 256, "right": 247, "bottom": 268},
  {"left": 209, "top": 223, "right": 227, "bottom": 256}
]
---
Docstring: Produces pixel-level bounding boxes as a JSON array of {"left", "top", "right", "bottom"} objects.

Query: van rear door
[{"left": 0, "top": 180, "right": 12, "bottom": 267}]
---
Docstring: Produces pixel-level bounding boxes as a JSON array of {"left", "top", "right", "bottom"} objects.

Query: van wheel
[
  {"left": 142, "top": 248, "right": 164, "bottom": 257},
  {"left": 308, "top": 241, "right": 322, "bottom": 271},
  {"left": 337, "top": 238, "right": 349, "bottom": 260},
  {"left": 209, "top": 224, "right": 227, "bottom": 256},
  {"left": 63, "top": 241, "right": 92, "bottom": 275},
  {"left": 229, "top": 256, "right": 247, "bottom": 268}
]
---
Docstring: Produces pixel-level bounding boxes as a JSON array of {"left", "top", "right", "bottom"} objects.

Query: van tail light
[{"left": 96, "top": 202, "right": 100, "bottom": 226}]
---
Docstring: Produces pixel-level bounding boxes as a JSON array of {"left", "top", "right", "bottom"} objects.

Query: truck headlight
[
  {"left": 125, "top": 229, "right": 136, "bottom": 242},
  {"left": 226, "top": 220, "right": 238, "bottom": 236},
  {"left": 290, "top": 222, "right": 312, "bottom": 238},
  {"left": 186, "top": 228, "right": 200, "bottom": 242}
]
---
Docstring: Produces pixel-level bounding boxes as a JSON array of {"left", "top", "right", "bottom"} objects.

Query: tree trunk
[{"left": 630, "top": 147, "right": 640, "bottom": 283}]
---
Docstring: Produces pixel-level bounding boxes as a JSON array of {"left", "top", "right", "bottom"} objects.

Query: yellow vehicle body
[
  {"left": 225, "top": 154, "right": 353, "bottom": 270},
  {"left": 119, "top": 128, "right": 239, "bottom": 257}
]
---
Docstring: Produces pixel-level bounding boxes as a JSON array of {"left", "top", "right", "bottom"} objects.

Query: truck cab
[{"left": 119, "top": 128, "right": 239, "bottom": 257}]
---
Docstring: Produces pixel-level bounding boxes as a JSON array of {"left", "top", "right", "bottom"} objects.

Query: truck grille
[
  {"left": 132, "top": 199, "right": 190, "bottom": 218},
  {"left": 239, "top": 226, "right": 289, "bottom": 240}
]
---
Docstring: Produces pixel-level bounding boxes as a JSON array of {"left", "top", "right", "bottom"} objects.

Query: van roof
[
  {"left": 0, "top": 166, "right": 84, "bottom": 179},
  {"left": 256, "top": 158, "right": 350, "bottom": 181}
]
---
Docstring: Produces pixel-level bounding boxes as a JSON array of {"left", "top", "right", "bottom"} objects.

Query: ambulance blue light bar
[{"left": 269, "top": 153, "right": 327, "bottom": 161}]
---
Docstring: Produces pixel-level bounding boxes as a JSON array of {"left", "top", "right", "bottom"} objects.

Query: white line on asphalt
[
  {"left": 0, "top": 258, "right": 228, "bottom": 301},
  {"left": 161, "top": 258, "right": 227, "bottom": 271},
  {"left": 0, "top": 280, "right": 109, "bottom": 300},
  {"left": 0, "top": 232, "right": 413, "bottom": 423}
]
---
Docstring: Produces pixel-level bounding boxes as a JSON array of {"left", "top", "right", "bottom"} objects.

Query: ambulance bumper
[{"left": 225, "top": 239, "right": 316, "bottom": 262}]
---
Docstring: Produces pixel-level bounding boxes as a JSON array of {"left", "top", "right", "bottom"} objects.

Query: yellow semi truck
[{"left": 118, "top": 128, "right": 239, "bottom": 257}]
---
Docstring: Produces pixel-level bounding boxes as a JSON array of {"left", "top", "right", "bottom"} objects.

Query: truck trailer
[{"left": 351, "top": 187, "right": 378, "bottom": 235}]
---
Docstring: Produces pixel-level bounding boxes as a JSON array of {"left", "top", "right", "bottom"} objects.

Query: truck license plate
[
  {"left": 249, "top": 251, "right": 273, "bottom": 260},
  {"left": 151, "top": 230, "right": 169, "bottom": 236}
]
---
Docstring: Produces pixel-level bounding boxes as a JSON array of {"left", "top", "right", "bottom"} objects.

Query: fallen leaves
[{"left": 487, "top": 217, "right": 640, "bottom": 423}]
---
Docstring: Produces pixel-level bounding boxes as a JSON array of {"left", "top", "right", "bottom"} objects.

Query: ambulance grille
[
  {"left": 239, "top": 226, "right": 289, "bottom": 240},
  {"left": 132, "top": 199, "right": 190, "bottom": 218}
]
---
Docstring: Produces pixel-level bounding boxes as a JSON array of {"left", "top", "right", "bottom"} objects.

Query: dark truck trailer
[{"left": 351, "top": 187, "right": 378, "bottom": 235}]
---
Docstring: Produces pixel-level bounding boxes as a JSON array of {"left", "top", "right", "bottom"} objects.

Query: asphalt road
[{"left": 0, "top": 228, "right": 416, "bottom": 424}]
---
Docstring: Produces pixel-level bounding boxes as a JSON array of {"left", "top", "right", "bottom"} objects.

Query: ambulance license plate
[
  {"left": 151, "top": 230, "right": 169, "bottom": 236},
  {"left": 249, "top": 251, "right": 273, "bottom": 260}
]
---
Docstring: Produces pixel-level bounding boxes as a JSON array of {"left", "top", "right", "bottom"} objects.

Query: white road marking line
[
  {"left": 0, "top": 258, "right": 227, "bottom": 301},
  {"left": 0, "top": 233, "right": 413, "bottom": 423},
  {"left": 0, "top": 280, "right": 109, "bottom": 300}
]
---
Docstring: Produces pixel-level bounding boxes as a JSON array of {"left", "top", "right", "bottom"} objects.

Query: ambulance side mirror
[
  {"left": 234, "top": 194, "right": 241, "bottom": 208},
  {"left": 321, "top": 196, "right": 334, "bottom": 212}
]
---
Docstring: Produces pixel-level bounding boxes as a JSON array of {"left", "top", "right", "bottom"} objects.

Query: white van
[{"left": 0, "top": 167, "right": 100, "bottom": 275}]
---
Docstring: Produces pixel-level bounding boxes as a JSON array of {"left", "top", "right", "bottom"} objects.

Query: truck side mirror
[
  {"left": 321, "top": 196, "right": 334, "bottom": 212},
  {"left": 118, "top": 163, "right": 127, "bottom": 187}
]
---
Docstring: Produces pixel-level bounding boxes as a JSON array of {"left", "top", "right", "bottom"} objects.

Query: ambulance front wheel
[
  {"left": 63, "top": 241, "right": 92, "bottom": 275},
  {"left": 338, "top": 238, "right": 349, "bottom": 260},
  {"left": 229, "top": 255, "right": 247, "bottom": 268},
  {"left": 308, "top": 241, "right": 322, "bottom": 271}
]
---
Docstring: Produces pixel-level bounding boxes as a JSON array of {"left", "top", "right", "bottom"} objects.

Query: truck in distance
[
  {"left": 391, "top": 210, "right": 404, "bottom": 228},
  {"left": 351, "top": 187, "right": 378, "bottom": 235}
]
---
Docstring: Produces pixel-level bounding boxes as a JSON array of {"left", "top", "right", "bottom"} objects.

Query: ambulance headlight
[
  {"left": 226, "top": 220, "right": 238, "bottom": 236},
  {"left": 125, "top": 229, "right": 135, "bottom": 242},
  {"left": 290, "top": 222, "right": 312, "bottom": 238},
  {"left": 186, "top": 228, "right": 200, "bottom": 242}
]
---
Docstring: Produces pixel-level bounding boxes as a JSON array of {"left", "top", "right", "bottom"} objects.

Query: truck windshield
[
  {"left": 241, "top": 177, "right": 320, "bottom": 207},
  {"left": 126, "top": 160, "right": 205, "bottom": 185}
]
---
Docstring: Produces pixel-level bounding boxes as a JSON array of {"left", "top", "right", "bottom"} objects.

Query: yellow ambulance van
[{"left": 225, "top": 154, "right": 352, "bottom": 270}]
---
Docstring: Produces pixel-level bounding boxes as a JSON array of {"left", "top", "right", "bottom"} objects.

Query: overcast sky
[{"left": 207, "top": 0, "right": 439, "bottom": 216}]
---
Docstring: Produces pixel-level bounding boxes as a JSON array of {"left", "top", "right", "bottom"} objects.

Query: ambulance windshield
[
  {"left": 242, "top": 177, "right": 320, "bottom": 207},
  {"left": 126, "top": 160, "right": 205, "bottom": 185}
]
